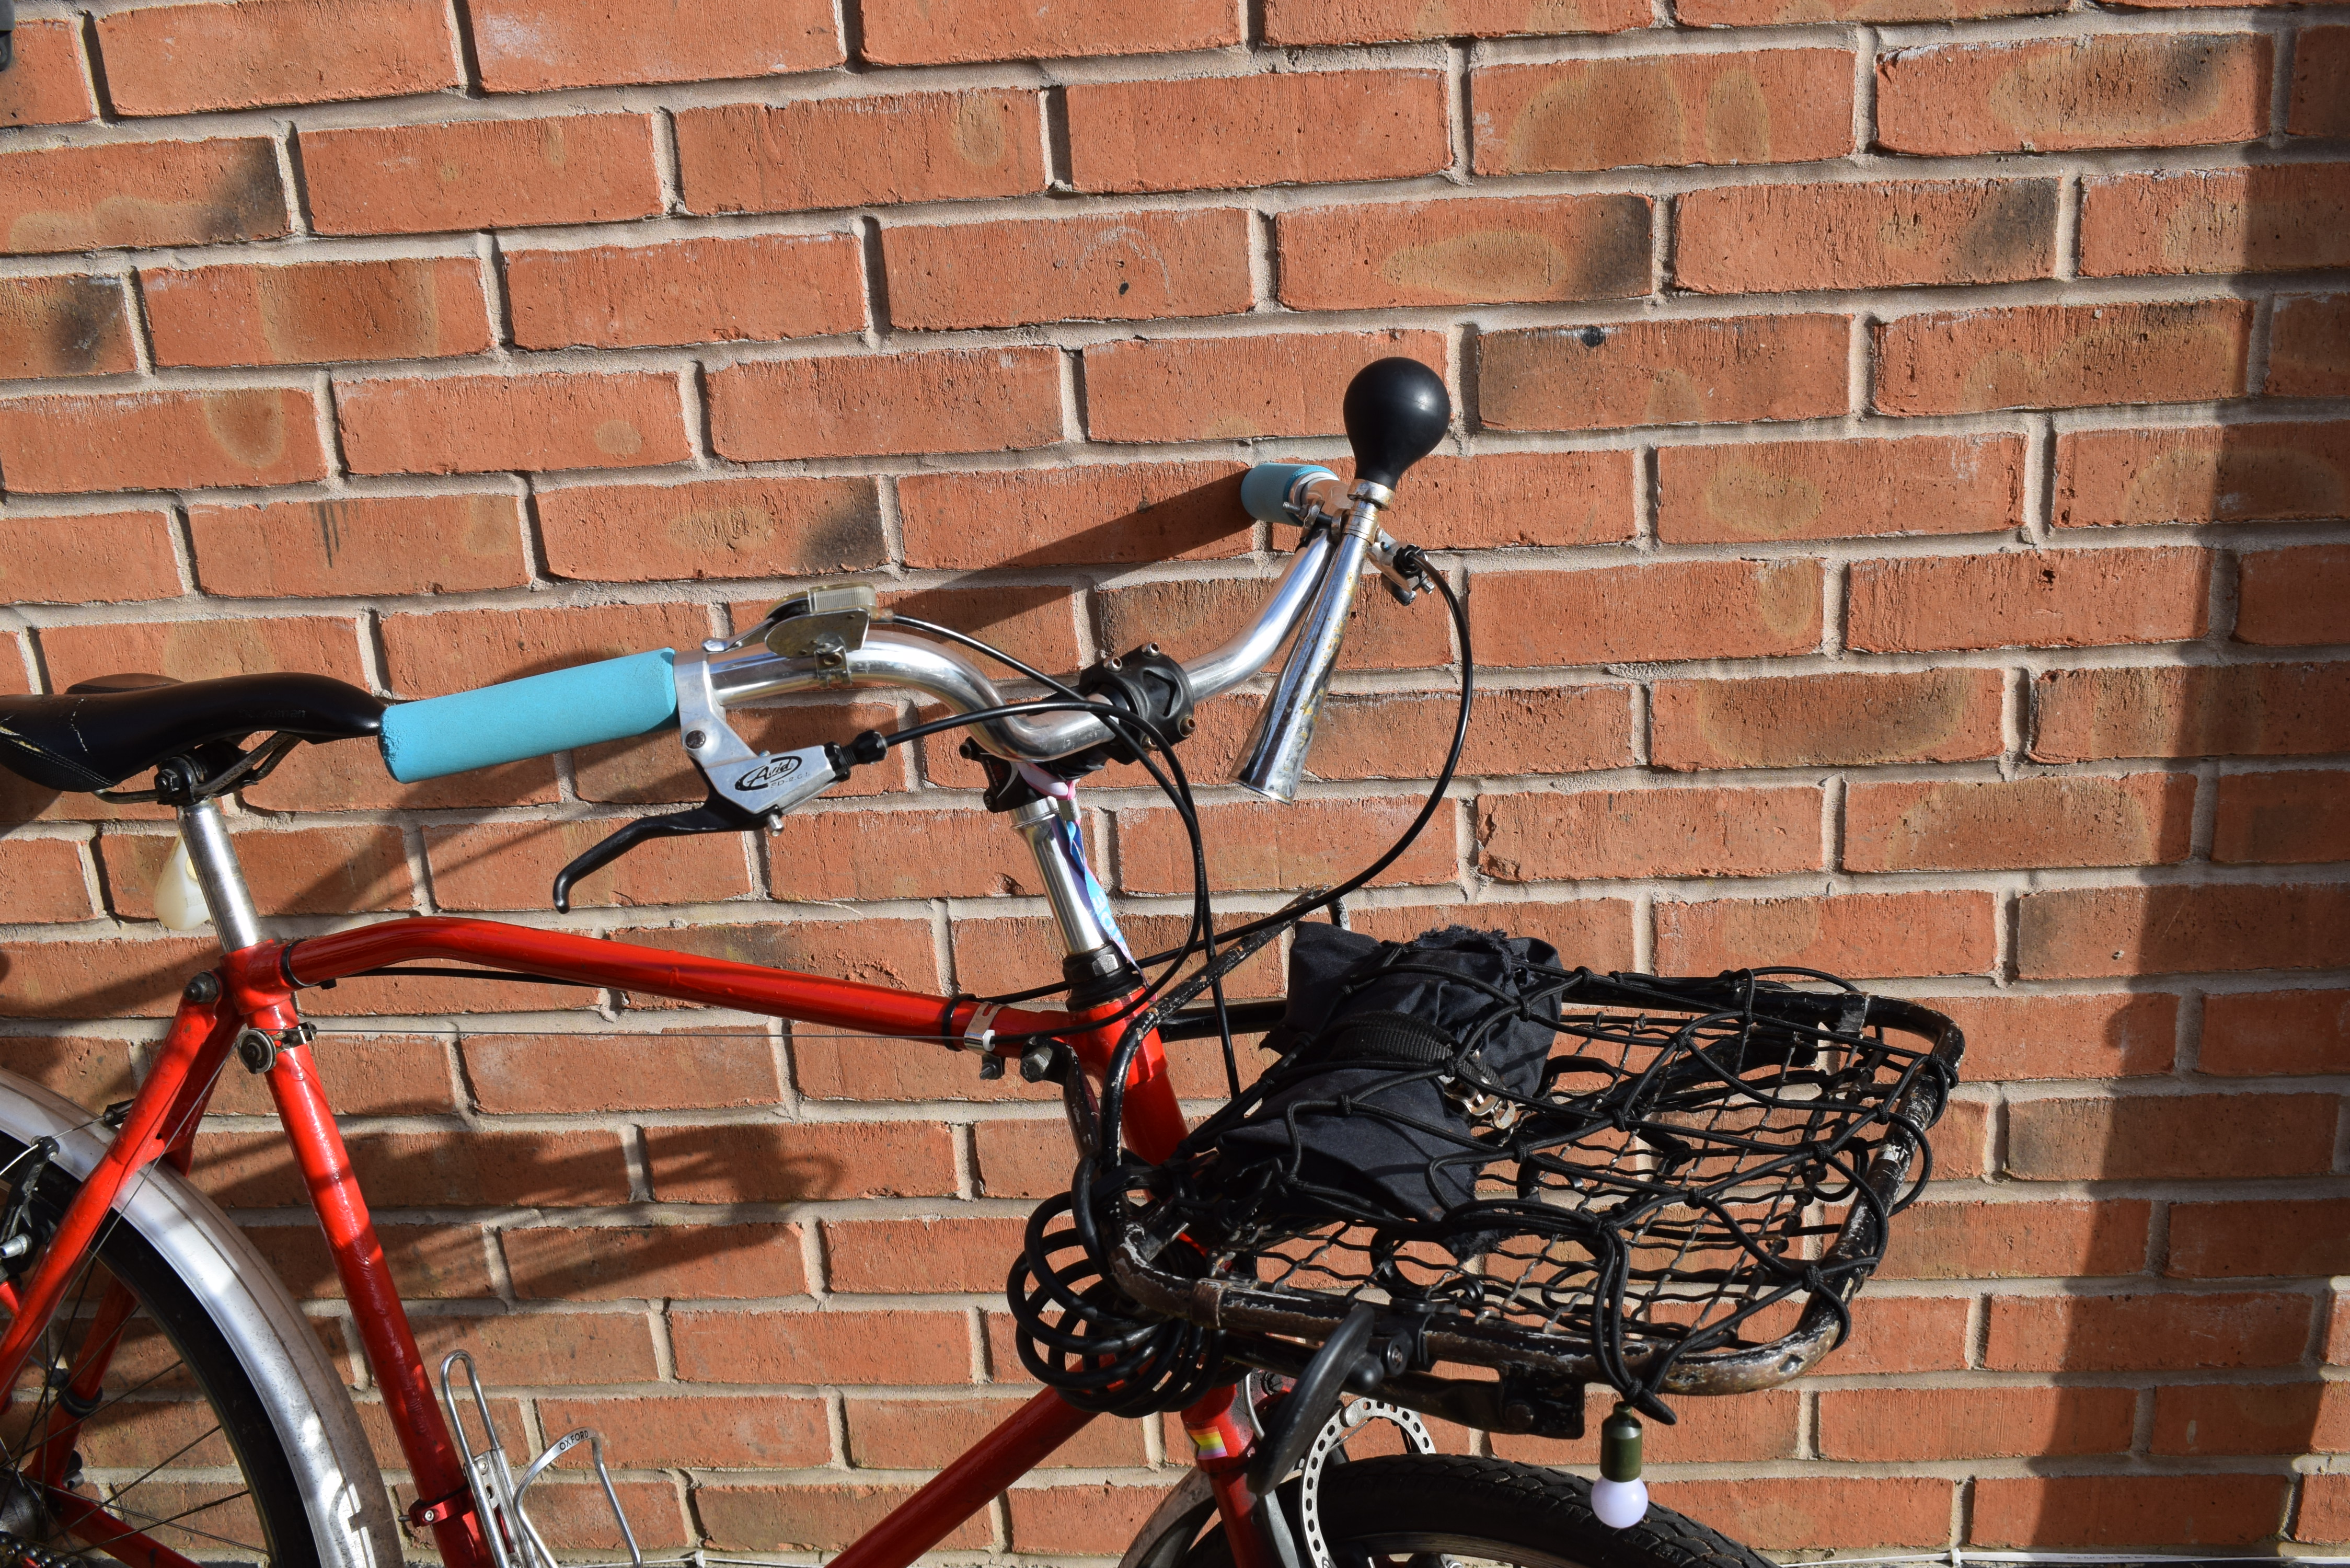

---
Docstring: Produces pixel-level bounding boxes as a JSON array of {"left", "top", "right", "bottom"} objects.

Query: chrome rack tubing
[{"left": 1235, "top": 507, "right": 1379, "bottom": 802}]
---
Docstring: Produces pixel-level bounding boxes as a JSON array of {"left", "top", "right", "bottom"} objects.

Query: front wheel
[{"left": 1186, "top": 1454, "right": 1772, "bottom": 1568}]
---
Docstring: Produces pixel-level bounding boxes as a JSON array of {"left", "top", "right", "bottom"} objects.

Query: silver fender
[
  {"left": 0, "top": 1069, "right": 401, "bottom": 1568},
  {"left": 1119, "top": 1467, "right": 1218, "bottom": 1568}
]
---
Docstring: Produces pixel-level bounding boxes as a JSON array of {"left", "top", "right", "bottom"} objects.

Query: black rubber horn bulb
[{"left": 1343, "top": 356, "right": 1450, "bottom": 492}]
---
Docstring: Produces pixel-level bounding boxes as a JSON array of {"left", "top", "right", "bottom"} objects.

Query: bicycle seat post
[{"left": 168, "top": 779, "right": 265, "bottom": 954}]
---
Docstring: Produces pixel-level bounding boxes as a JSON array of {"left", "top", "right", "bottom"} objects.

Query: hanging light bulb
[{"left": 1591, "top": 1402, "right": 1649, "bottom": 1529}]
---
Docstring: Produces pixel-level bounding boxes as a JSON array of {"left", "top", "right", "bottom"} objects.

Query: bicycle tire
[
  {"left": 1181, "top": 1454, "right": 1773, "bottom": 1568},
  {"left": 0, "top": 1114, "right": 342, "bottom": 1564}
]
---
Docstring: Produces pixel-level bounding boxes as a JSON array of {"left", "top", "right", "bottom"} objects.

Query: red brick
[
  {"left": 423, "top": 818, "right": 751, "bottom": 911},
  {"left": 699, "top": 1484, "right": 989, "bottom": 1552},
  {"left": 465, "top": 1030, "right": 780, "bottom": 1114},
  {"left": 865, "top": 0, "right": 1236, "bottom": 63},
  {"left": 2, "top": 511, "right": 180, "bottom": 603},
  {"left": 1478, "top": 785, "right": 1821, "bottom": 881},
  {"left": 504, "top": 1224, "right": 805, "bottom": 1300},
  {"left": 2058, "top": 420, "right": 2350, "bottom": 529},
  {"left": 293, "top": 965, "right": 587, "bottom": 1019},
  {"left": 505, "top": 234, "right": 863, "bottom": 351},
  {"left": 1682, "top": 0, "right": 2053, "bottom": 19},
  {"left": 2292, "top": 28, "right": 2350, "bottom": 137},
  {"left": 2008, "top": 1091, "right": 2337, "bottom": 1181},
  {"left": 1642, "top": 1479, "right": 1951, "bottom": 1550},
  {"left": 2033, "top": 662, "right": 2350, "bottom": 762},
  {"left": 1833, "top": 1295, "right": 1973, "bottom": 1374},
  {"left": 378, "top": 601, "right": 705, "bottom": 696},
  {"left": 1085, "top": 329, "right": 1444, "bottom": 443},
  {"left": 1986, "top": 1291, "right": 2313, "bottom": 1371},
  {"left": 187, "top": 493, "right": 526, "bottom": 597},
  {"left": 674, "top": 1307, "right": 970, "bottom": 1384},
  {"left": 875, "top": 583, "right": 1083, "bottom": 673},
  {"left": 1877, "top": 34, "right": 2271, "bottom": 155},
  {"left": 1880, "top": 1198, "right": 2150, "bottom": 1281},
  {"left": 2019, "top": 882, "right": 2350, "bottom": 977},
  {"left": 2309, "top": 1474, "right": 2350, "bottom": 1541},
  {"left": 97, "top": 0, "right": 458, "bottom": 114},
  {"left": 205, "top": 1125, "right": 624, "bottom": 1208},
  {"left": 614, "top": 918, "right": 941, "bottom": 996},
  {"left": 1874, "top": 300, "right": 2251, "bottom": 415},
  {"left": 1068, "top": 71, "right": 1447, "bottom": 193},
  {"left": 2202, "top": 988, "right": 2350, "bottom": 1076},
  {"left": 1277, "top": 194, "right": 1650, "bottom": 309},
  {"left": 240, "top": 740, "right": 556, "bottom": 814},
  {"left": 0, "top": 274, "right": 135, "bottom": 381},
  {"left": 144, "top": 257, "right": 489, "bottom": 369},
  {"left": 0, "top": 137, "right": 284, "bottom": 255},
  {"left": 792, "top": 1028, "right": 1053, "bottom": 1105},
  {"left": 1975, "top": 1474, "right": 2288, "bottom": 1548},
  {"left": 1922, "top": 993, "right": 2178, "bottom": 1081},
  {"left": 302, "top": 116, "right": 661, "bottom": 236},
  {"left": 972, "top": 1120, "right": 1075, "bottom": 1201},
  {"left": 2214, "top": 769, "right": 2350, "bottom": 863},
  {"left": 847, "top": 1394, "right": 1145, "bottom": 1467},
  {"left": 2239, "top": 544, "right": 2350, "bottom": 648},
  {"left": 1475, "top": 560, "right": 1822, "bottom": 665},
  {"left": 1473, "top": 51, "right": 1853, "bottom": 174},
  {"left": 767, "top": 806, "right": 1047, "bottom": 902},
  {"left": 1820, "top": 1387, "right": 2134, "bottom": 1460},
  {"left": 1007, "top": 1485, "right": 1168, "bottom": 1555},
  {"left": 399, "top": 1311, "right": 658, "bottom": 1385},
  {"left": 1481, "top": 315, "right": 1849, "bottom": 431},
  {"left": 898, "top": 461, "right": 1247, "bottom": 570},
  {"left": 0, "top": 840, "right": 91, "bottom": 923},
  {"left": 338, "top": 370, "right": 689, "bottom": 476},
  {"left": 40, "top": 614, "right": 368, "bottom": 693},
  {"left": 1656, "top": 890, "right": 1996, "bottom": 977},
  {"left": 250, "top": 1220, "right": 496, "bottom": 1299},
  {"left": 1658, "top": 433, "right": 2022, "bottom": 543},
  {"left": 645, "top": 1122, "right": 955, "bottom": 1202},
  {"left": 1934, "top": 1096, "right": 1992, "bottom": 1179},
  {"left": 1117, "top": 798, "right": 1459, "bottom": 894},
  {"left": 885, "top": 210, "right": 1251, "bottom": 331},
  {"left": 822, "top": 1216, "right": 1024, "bottom": 1294},
  {"left": 1347, "top": 898, "right": 1638, "bottom": 971},
  {"left": 1378, "top": 451, "right": 1638, "bottom": 548},
  {"left": 709, "top": 347, "right": 1061, "bottom": 462},
  {"left": 539, "top": 1394, "right": 826, "bottom": 1470},
  {"left": 2270, "top": 294, "right": 2350, "bottom": 397},
  {"left": 2153, "top": 1381, "right": 2328, "bottom": 1455},
  {"left": 1267, "top": 0, "right": 1649, "bottom": 41},
  {"left": 519, "top": 1481, "right": 688, "bottom": 1552},
  {"left": 103, "top": 824, "right": 410, "bottom": 917},
  {"left": 0, "top": 387, "right": 326, "bottom": 493},
  {"left": 537, "top": 477, "right": 881, "bottom": 586},
  {"left": 1653, "top": 668, "right": 2006, "bottom": 770},
  {"left": 2080, "top": 166, "right": 2350, "bottom": 278},
  {"left": 2170, "top": 1199, "right": 2350, "bottom": 1278},
  {"left": 470, "top": 0, "right": 841, "bottom": 90},
  {"left": 1679, "top": 178, "right": 2056, "bottom": 293},
  {"left": 1847, "top": 775, "right": 2193, "bottom": 872},
  {"left": 1, "top": 19, "right": 97, "bottom": 126},
  {"left": 205, "top": 1033, "right": 451, "bottom": 1116},
  {"left": 676, "top": 90, "right": 1045, "bottom": 215},
  {"left": 1315, "top": 687, "right": 1637, "bottom": 779}
]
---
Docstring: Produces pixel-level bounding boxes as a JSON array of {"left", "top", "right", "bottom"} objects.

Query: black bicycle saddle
[{"left": 0, "top": 672, "right": 385, "bottom": 792}]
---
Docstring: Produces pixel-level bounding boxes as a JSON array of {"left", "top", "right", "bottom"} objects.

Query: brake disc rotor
[{"left": 1297, "top": 1398, "right": 1439, "bottom": 1568}]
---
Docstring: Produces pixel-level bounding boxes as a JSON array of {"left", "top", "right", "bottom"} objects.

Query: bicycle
[{"left": 0, "top": 359, "right": 1961, "bottom": 1568}]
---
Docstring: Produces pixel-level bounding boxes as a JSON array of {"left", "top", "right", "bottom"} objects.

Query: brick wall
[{"left": 0, "top": 0, "right": 2345, "bottom": 1554}]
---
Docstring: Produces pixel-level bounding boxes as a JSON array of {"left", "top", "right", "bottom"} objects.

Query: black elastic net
[{"left": 1051, "top": 925, "right": 1959, "bottom": 1422}]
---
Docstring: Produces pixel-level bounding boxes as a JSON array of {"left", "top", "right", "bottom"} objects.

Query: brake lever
[{"left": 550, "top": 741, "right": 857, "bottom": 912}]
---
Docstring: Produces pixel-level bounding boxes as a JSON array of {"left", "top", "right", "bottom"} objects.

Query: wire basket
[{"left": 1088, "top": 963, "right": 1963, "bottom": 1431}]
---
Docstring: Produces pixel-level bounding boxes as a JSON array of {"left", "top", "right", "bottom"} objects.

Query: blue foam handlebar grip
[
  {"left": 1240, "top": 463, "right": 1338, "bottom": 526},
  {"left": 379, "top": 649, "right": 680, "bottom": 782}
]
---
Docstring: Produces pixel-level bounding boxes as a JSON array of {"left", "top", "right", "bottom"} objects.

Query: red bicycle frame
[{"left": 0, "top": 914, "right": 1279, "bottom": 1568}]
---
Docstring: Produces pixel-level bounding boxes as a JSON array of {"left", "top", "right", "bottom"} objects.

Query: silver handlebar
[{"left": 701, "top": 523, "right": 1341, "bottom": 766}]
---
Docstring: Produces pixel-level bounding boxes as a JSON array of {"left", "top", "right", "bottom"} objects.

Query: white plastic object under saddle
[
  {"left": 1591, "top": 1475, "right": 1650, "bottom": 1529},
  {"left": 153, "top": 837, "right": 210, "bottom": 931}
]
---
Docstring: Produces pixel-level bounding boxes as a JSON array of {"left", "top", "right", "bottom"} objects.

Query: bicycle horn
[{"left": 1237, "top": 357, "right": 1451, "bottom": 802}]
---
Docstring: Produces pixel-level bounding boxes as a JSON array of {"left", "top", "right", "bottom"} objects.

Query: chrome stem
[{"left": 176, "top": 798, "right": 263, "bottom": 952}]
